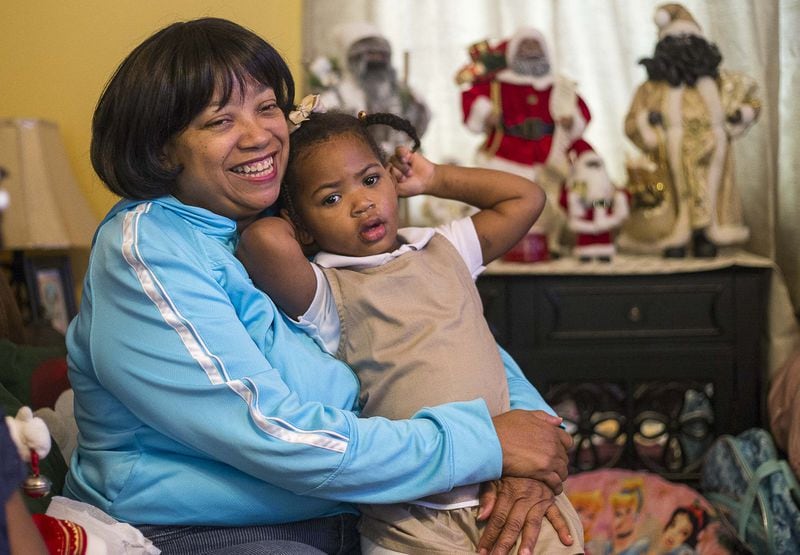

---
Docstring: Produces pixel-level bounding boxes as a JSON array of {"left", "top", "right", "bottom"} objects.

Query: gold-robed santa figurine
[{"left": 620, "top": 3, "right": 761, "bottom": 258}]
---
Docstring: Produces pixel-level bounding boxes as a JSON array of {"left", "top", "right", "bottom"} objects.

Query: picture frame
[{"left": 23, "top": 254, "right": 76, "bottom": 335}]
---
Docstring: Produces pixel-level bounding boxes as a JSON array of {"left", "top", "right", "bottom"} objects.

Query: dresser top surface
[{"left": 484, "top": 249, "right": 773, "bottom": 277}]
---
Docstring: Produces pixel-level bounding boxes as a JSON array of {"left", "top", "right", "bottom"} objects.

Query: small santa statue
[{"left": 562, "top": 141, "right": 629, "bottom": 262}]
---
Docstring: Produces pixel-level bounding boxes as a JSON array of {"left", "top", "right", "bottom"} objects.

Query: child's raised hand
[{"left": 388, "top": 146, "right": 436, "bottom": 198}]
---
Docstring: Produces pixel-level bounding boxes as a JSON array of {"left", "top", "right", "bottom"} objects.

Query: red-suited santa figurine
[
  {"left": 459, "top": 27, "right": 591, "bottom": 260},
  {"left": 562, "top": 140, "right": 630, "bottom": 262}
]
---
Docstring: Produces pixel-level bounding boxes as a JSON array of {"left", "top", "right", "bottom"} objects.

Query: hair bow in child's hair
[{"left": 288, "top": 94, "right": 326, "bottom": 133}]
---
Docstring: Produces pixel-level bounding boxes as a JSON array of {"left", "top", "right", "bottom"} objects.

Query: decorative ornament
[
  {"left": 24, "top": 449, "right": 52, "bottom": 497},
  {"left": 5, "top": 406, "right": 53, "bottom": 498},
  {"left": 454, "top": 39, "right": 508, "bottom": 86}
]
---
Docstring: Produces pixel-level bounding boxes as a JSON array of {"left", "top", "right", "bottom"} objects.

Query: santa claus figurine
[
  {"left": 562, "top": 141, "right": 630, "bottom": 262},
  {"left": 621, "top": 3, "right": 760, "bottom": 258},
  {"left": 308, "top": 21, "right": 430, "bottom": 154},
  {"left": 459, "top": 27, "right": 592, "bottom": 260}
]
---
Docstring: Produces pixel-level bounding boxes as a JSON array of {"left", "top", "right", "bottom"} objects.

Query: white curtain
[{"left": 302, "top": 0, "right": 800, "bottom": 315}]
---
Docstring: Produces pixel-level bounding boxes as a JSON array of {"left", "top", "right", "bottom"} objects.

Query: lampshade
[{"left": 0, "top": 118, "right": 97, "bottom": 250}]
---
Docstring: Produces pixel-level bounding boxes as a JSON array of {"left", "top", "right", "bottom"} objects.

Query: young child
[{"left": 237, "top": 97, "right": 581, "bottom": 554}]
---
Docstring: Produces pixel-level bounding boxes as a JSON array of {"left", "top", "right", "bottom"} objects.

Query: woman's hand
[
  {"left": 476, "top": 478, "right": 574, "bottom": 555},
  {"left": 387, "top": 146, "right": 436, "bottom": 197},
  {"left": 491, "top": 410, "right": 572, "bottom": 493}
]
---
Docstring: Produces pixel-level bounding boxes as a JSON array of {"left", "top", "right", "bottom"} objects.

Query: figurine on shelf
[
  {"left": 458, "top": 27, "right": 592, "bottom": 261},
  {"left": 562, "top": 141, "right": 629, "bottom": 262},
  {"left": 621, "top": 3, "right": 761, "bottom": 258},
  {"left": 307, "top": 21, "right": 430, "bottom": 154}
]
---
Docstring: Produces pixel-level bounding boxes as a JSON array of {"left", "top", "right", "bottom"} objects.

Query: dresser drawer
[{"left": 527, "top": 273, "right": 735, "bottom": 344}]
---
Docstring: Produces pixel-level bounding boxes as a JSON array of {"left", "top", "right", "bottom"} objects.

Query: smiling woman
[
  {"left": 163, "top": 81, "right": 288, "bottom": 221},
  {"left": 64, "top": 15, "right": 576, "bottom": 555}
]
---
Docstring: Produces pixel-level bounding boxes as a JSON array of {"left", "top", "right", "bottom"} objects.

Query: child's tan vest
[{"left": 322, "top": 233, "right": 510, "bottom": 421}]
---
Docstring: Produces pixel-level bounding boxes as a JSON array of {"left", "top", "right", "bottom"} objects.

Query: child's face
[
  {"left": 292, "top": 134, "right": 401, "bottom": 257},
  {"left": 612, "top": 502, "right": 639, "bottom": 540},
  {"left": 659, "top": 512, "right": 693, "bottom": 550}
]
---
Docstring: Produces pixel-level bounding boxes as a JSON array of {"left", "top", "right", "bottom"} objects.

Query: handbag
[{"left": 701, "top": 428, "right": 800, "bottom": 554}]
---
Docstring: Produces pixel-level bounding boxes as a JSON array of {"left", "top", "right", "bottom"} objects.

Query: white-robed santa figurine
[
  {"left": 561, "top": 140, "right": 630, "bottom": 262},
  {"left": 309, "top": 21, "right": 430, "bottom": 154},
  {"left": 459, "top": 27, "right": 592, "bottom": 260},
  {"left": 621, "top": 3, "right": 760, "bottom": 258}
]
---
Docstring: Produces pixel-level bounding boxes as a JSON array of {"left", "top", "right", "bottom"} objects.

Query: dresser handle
[{"left": 628, "top": 305, "right": 642, "bottom": 323}]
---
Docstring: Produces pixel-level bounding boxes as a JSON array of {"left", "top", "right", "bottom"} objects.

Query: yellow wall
[{"left": 0, "top": 1, "right": 304, "bottom": 218}]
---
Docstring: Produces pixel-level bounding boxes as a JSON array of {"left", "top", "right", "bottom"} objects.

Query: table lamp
[{"left": 0, "top": 118, "right": 98, "bottom": 330}]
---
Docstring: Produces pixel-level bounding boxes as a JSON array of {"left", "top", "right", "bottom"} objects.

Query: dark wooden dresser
[{"left": 477, "top": 252, "right": 772, "bottom": 482}]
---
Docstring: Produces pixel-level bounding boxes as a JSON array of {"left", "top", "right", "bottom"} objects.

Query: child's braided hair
[{"left": 280, "top": 110, "right": 420, "bottom": 226}]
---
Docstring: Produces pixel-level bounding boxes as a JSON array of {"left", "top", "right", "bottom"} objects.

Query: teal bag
[{"left": 701, "top": 428, "right": 800, "bottom": 554}]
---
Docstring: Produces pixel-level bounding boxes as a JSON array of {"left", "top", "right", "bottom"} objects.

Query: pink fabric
[
  {"left": 769, "top": 347, "right": 800, "bottom": 480},
  {"left": 565, "top": 469, "right": 743, "bottom": 554}
]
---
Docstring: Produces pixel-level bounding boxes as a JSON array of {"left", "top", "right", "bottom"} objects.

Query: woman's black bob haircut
[{"left": 91, "top": 17, "right": 295, "bottom": 199}]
